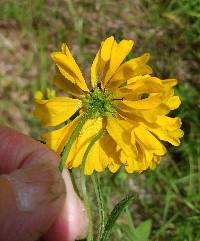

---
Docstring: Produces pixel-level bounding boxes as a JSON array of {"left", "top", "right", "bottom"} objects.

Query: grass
[{"left": 0, "top": 0, "right": 200, "bottom": 240}]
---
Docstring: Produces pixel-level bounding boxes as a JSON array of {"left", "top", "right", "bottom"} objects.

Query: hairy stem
[
  {"left": 81, "top": 130, "right": 107, "bottom": 241},
  {"left": 91, "top": 172, "right": 105, "bottom": 241}
]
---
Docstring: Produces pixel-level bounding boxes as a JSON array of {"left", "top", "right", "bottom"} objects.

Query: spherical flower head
[
  {"left": 83, "top": 87, "right": 116, "bottom": 118},
  {"left": 33, "top": 36, "right": 184, "bottom": 175},
  {"left": 34, "top": 88, "right": 56, "bottom": 100}
]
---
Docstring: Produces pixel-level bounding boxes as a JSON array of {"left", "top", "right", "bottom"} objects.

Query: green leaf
[
  {"left": 132, "top": 219, "right": 152, "bottom": 241},
  {"left": 100, "top": 194, "right": 134, "bottom": 241}
]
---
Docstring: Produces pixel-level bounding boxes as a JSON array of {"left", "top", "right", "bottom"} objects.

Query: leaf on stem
[{"left": 100, "top": 194, "right": 134, "bottom": 241}]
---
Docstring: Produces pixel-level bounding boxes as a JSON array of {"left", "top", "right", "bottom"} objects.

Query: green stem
[
  {"left": 91, "top": 172, "right": 105, "bottom": 241},
  {"left": 59, "top": 113, "right": 89, "bottom": 172},
  {"left": 81, "top": 130, "right": 107, "bottom": 241},
  {"left": 69, "top": 169, "right": 81, "bottom": 198}
]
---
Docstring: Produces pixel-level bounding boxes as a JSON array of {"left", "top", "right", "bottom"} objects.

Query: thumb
[{"left": 0, "top": 162, "right": 66, "bottom": 241}]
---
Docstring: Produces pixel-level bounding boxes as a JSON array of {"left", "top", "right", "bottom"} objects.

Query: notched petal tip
[{"left": 51, "top": 52, "right": 61, "bottom": 60}]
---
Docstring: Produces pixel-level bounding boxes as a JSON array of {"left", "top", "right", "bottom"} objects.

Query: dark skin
[{"left": 0, "top": 125, "right": 87, "bottom": 241}]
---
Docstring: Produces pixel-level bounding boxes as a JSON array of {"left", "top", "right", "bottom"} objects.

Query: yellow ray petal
[
  {"left": 127, "top": 74, "right": 161, "bottom": 85},
  {"left": 51, "top": 44, "right": 89, "bottom": 91},
  {"left": 134, "top": 125, "right": 166, "bottom": 156},
  {"left": 91, "top": 36, "right": 114, "bottom": 88},
  {"left": 116, "top": 76, "right": 164, "bottom": 101},
  {"left": 42, "top": 114, "right": 82, "bottom": 157},
  {"left": 117, "top": 101, "right": 170, "bottom": 123},
  {"left": 149, "top": 128, "right": 183, "bottom": 146},
  {"left": 157, "top": 116, "right": 182, "bottom": 130},
  {"left": 108, "top": 161, "right": 121, "bottom": 173},
  {"left": 122, "top": 136, "right": 163, "bottom": 173},
  {"left": 112, "top": 75, "right": 150, "bottom": 99},
  {"left": 84, "top": 137, "right": 110, "bottom": 175},
  {"left": 162, "top": 79, "right": 178, "bottom": 87},
  {"left": 120, "top": 151, "right": 140, "bottom": 173},
  {"left": 149, "top": 155, "right": 161, "bottom": 170},
  {"left": 53, "top": 71, "right": 84, "bottom": 97},
  {"left": 106, "top": 116, "right": 137, "bottom": 160},
  {"left": 121, "top": 145, "right": 153, "bottom": 173},
  {"left": 100, "top": 134, "right": 121, "bottom": 173},
  {"left": 100, "top": 36, "right": 115, "bottom": 61},
  {"left": 34, "top": 97, "right": 82, "bottom": 127},
  {"left": 165, "top": 96, "right": 181, "bottom": 110},
  {"left": 138, "top": 105, "right": 170, "bottom": 122},
  {"left": 148, "top": 116, "right": 184, "bottom": 146},
  {"left": 71, "top": 118, "right": 105, "bottom": 173},
  {"left": 91, "top": 50, "right": 101, "bottom": 88},
  {"left": 107, "top": 53, "right": 152, "bottom": 89},
  {"left": 119, "top": 94, "right": 163, "bottom": 110},
  {"left": 102, "top": 39, "right": 134, "bottom": 88}
]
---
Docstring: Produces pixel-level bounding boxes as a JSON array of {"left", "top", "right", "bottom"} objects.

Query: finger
[
  {"left": 0, "top": 125, "right": 88, "bottom": 241},
  {"left": 0, "top": 162, "right": 65, "bottom": 241},
  {"left": 43, "top": 170, "right": 88, "bottom": 241},
  {"left": 0, "top": 125, "right": 58, "bottom": 174}
]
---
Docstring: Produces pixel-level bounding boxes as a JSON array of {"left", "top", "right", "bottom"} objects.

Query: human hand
[{"left": 0, "top": 125, "right": 87, "bottom": 241}]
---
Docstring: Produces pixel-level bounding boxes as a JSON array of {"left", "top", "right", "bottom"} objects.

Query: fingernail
[
  {"left": 2, "top": 163, "right": 65, "bottom": 212},
  {"left": 63, "top": 169, "right": 88, "bottom": 240}
]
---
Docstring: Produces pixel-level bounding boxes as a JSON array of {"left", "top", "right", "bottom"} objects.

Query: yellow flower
[
  {"left": 34, "top": 88, "right": 56, "bottom": 100},
  {"left": 34, "top": 90, "right": 44, "bottom": 100},
  {"left": 34, "top": 36, "right": 183, "bottom": 175}
]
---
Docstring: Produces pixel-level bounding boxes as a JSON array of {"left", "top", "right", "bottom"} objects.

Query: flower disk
[
  {"left": 83, "top": 87, "right": 116, "bottom": 118},
  {"left": 34, "top": 36, "right": 184, "bottom": 175}
]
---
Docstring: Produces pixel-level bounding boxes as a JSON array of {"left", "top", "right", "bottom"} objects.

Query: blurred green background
[{"left": 0, "top": 0, "right": 200, "bottom": 240}]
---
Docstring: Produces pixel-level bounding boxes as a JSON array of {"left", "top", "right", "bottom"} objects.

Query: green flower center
[{"left": 83, "top": 87, "right": 116, "bottom": 118}]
